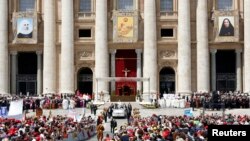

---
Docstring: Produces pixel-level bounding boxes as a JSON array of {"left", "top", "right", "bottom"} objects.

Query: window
[
  {"left": 79, "top": 29, "right": 91, "bottom": 38},
  {"left": 117, "top": 0, "right": 134, "bottom": 11},
  {"left": 19, "top": 0, "right": 35, "bottom": 12},
  {"left": 79, "top": 0, "right": 91, "bottom": 12},
  {"left": 160, "top": 0, "right": 173, "bottom": 12},
  {"left": 217, "top": 0, "right": 233, "bottom": 10},
  {"left": 161, "top": 28, "right": 174, "bottom": 37}
]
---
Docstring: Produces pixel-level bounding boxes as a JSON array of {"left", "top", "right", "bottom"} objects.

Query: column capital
[
  {"left": 210, "top": 49, "right": 217, "bottom": 54},
  {"left": 36, "top": 51, "right": 43, "bottom": 55},
  {"left": 10, "top": 51, "right": 17, "bottom": 55},
  {"left": 135, "top": 49, "right": 142, "bottom": 54},
  {"left": 109, "top": 49, "right": 116, "bottom": 54},
  {"left": 236, "top": 49, "right": 243, "bottom": 53}
]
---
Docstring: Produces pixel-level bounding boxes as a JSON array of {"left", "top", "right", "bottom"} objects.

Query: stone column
[
  {"left": 95, "top": 0, "right": 109, "bottom": 101},
  {"left": 0, "top": 0, "right": 9, "bottom": 94},
  {"left": 177, "top": 0, "right": 191, "bottom": 94},
  {"left": 136, "top": 49, "right": 142, "bottom": 92},
  {"left": 11, "top": 51, "right": 17, "bottom": 94},
  {"left": 197, "top": 0, "right": 209, "bottom": 92},
  {"left": 43, "top": 0, "right": 56, "bottom": 94},
  {"left": 143, "top": 0, "right": 157, "bottom": 102},
  {"left": 236, "top": 49, "right": 242, "bottom": 92},
  {"left": 211, "top": 49, "right": 217, "bottom": 91},
  {"left": 110, "top": 49, "right": 116, "bottom": 93},
  {"left": 244, "top": 0, "right": 250, "bottom": 92},
  {"left": 60, "top": 0, "right": 74, "bottom": 94},
  {"left": 36, "top": 51, "right": 42, "bottom": 96}
]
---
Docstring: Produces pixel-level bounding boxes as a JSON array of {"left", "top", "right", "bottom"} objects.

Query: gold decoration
[{"left": 113, "top": 11, "right": 138, "bottom": 43}]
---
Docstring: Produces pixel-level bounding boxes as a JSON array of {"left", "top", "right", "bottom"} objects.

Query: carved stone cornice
[
  {"left": 158, "top": 60, "right": 177, "bottom": 70},
  {"left": 160, "top": 50, "right": 176, "bottom": 59},
  {"left": 76, "top": 61, "right": 94, "bottom": 70},
  {"left": 77, "top": 51, "right": 93, "bottom": 60}
]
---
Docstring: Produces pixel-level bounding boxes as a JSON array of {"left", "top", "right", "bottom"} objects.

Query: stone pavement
[{"left": 26, "top": 102, "right": 250, "bottom": 140}]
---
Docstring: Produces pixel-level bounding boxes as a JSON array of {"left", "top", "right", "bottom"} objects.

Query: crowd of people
[
  {"left": 20, "top": 93, "right": 93, "bottom": 112},
  {"left": 1, "top": 91, "right": 250, "bottom": 141},
  {"left": 104, "top": 111, "right": 250, "bottom": 141},
  {"left": 190, "top": 91, "right": 250, "bottom": 109},
  {"left": 158, "top": 91, "right": 250, "bottom": 110},
  {"left": 0, "top": 114, "right": 96, "bottom": 141}
]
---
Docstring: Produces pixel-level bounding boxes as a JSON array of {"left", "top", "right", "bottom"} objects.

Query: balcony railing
[
  {"left": 77, "top": 12, "right": 95, "bottom": 19},
  {"left": 17, "top": 74, "right": 37, "bottom": 82},
  {"left": 160, "top": 74, "right": 175, "bottom": 81},
  {"left": 159, "top": 11, "right": 178, "bottom": 19},
  {"left": 78, "top": 74, "right": 93, "bottom": 82},
  {"left": 216, "top": 73, "right": 236, "bottom": 80}
]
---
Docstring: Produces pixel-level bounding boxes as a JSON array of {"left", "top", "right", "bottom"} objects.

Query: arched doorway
[
  {"left": 77, "top": 68, "right": 93, "bottom": 94},
  {"left": 159, "top": 67, "right": 175, "bottom": 97}
]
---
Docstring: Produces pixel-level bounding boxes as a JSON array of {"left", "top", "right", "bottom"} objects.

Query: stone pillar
[
  {"left": 236, "top": 49, "right": 242, "bottom": 92},
  {"left": 11, "top": 51, "right": 17, "bottom": 94},
  {"left": 211, "top": 49, "right": 217, "bottom": 91},
  {"left": 197, "top": 0, "right": 209, "bottom": 92},
  {"left": 177, "top": 0, "right": 191, "bottom": 94},
  {"left": 110, "top": 49, "right": 116, "bottom": 93},
  {"left": 244, "top": 0, "right": 250, "bottom": 92},
  {"left": 36, "top": 51, "right": 42, "bottom": 96},
  {"left": 136, "top": 49, "right": 142, "bottom": 92},
  {"left": 0, "top": 0, "right": 9, "bottom": 94},
  {"left": 43, "top": 0, "right": 56, "bottom": 94},
  {"left": 143, "top": 0, "right": 157, "bottom": 102},
  {"left": 95, "top": 0, "right": 109, "bottom": 101},
  {"left": 60, "top": 0, "right": 74, "bottom": 94}
]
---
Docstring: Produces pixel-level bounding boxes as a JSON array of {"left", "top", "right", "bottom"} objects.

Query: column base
[
  {"left": 60, "top": 93, "right": 75, "bottom": 98},
  {"left": 95, "top": 90, "right": 109, "bottom": 102},
  {"left": 0, "top": 93, "right": 10, "bottom": 96},
  {"left": 142, "top": 93, "right": 150, "bottom": 103},
  {"left": 177, "top": 91, "right": 192, "bottom": 100}
]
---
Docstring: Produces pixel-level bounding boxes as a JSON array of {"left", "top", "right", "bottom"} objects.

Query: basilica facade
[{"left": 0, "top": 0, "right": 248, "bottom": 101}]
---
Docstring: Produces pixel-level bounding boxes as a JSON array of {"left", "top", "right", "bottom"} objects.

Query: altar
[{"left": 117, "top": 85, "right": 135, "bottom": 96}]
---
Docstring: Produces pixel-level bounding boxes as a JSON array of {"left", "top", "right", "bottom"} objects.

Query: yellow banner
[{"left": 117, "top": 16, "right": 133, "bottom": 38}]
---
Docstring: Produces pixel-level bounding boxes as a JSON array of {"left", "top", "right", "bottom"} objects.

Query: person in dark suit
[
  {"left": 110, "top": 118, "right": 117, "bottom": 134},
  {"left": 219, "top": 18, "right": 234, "bottom": 36}
]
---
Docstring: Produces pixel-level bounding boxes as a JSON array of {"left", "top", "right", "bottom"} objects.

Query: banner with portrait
[
  {"left": 12, "top": 12, "right": 38, "bottom": 44},
  {"left": 113, "top": 11, "right": 138, "bottom": 43},
  {"left": 213, "top": 11, "right": 239, "bottom": 42}
]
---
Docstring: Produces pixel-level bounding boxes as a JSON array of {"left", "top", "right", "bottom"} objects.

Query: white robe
[
  {"left": 166, "top": 99, "right": 171, "bottom": 108},
  {"left": 159, "top": 99, "right": 165, "bottom": 108},
  {"left": 70, "top": 99, "right": 76, "bottom": 109},
  {"left": 62, "top": 99, "right": 69, "bottom": 110},
  {"left": 179, "top": 99, "right": 185, "bottom": 108}
]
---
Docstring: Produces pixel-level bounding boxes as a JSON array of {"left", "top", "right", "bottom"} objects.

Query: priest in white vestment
[
  {"left": 69, "top": 98, "right": 76, "bottom": 109},
  {"left": 62, "top": 98, "right": 69, "bottom": 110}
]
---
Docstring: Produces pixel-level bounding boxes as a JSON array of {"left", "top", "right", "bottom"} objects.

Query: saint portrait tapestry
[
  {"left": 17, "top": 18, "right": 33, "bottom": 38},
  {"left": 213, "top": 11, "right": 239, "bottom": 43},
  {"left": 218, "top": 16, "right": 234, "bottom": 36},
  {"left": 113, "top": 11, "right": 138, "bottom": 43},
  {"left": 12, "top": 12, "right": 37, "bottom": 44}
]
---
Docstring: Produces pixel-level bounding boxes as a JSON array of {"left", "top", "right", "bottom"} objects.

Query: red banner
[{"left": 115, "top": 50, "right": 136, "bottom": 95}]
